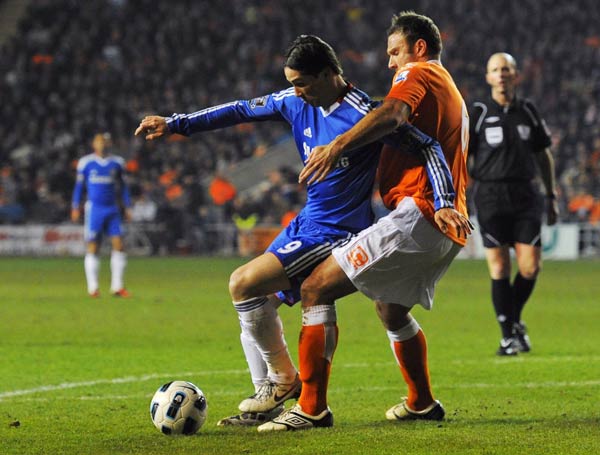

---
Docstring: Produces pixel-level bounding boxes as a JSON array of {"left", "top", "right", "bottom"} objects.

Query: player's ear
[{"left": 414, "top": 38, "right": 427, "bottom": 58}]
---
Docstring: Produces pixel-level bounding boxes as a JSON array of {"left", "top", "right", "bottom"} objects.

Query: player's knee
[
  {"left": 228, "top": 267, "right": 244, "bottom": 300},
  {"left": 228, "top": 266, "right": 254, "bottom": 301},
  {"left": 300, "top": 273, "right": 327, "bottom": 307},
  {"left": 488, "top": 262, "right": 510, "bottom": 279},
  {"left": 519, "top": 262, "right": 540, "bottom": 279},
  {"left": 375, "top": 301, "right": 411, "bottom": 331}
]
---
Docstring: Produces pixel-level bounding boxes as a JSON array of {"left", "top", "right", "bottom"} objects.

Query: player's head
[
  {"left": 486, "top": 52, "right": 519, "bottom": 94},
  {"left": 283, "top": 35, "right": 345, "bottom": 107},
  {"left": 284, "top": 35, "right": 342, "bottom": 77},
  {"left": 386, "top": 11, "right": 442, "bottom": 71},
  {"left": 92, "top": 132, "right": 112, "bottom": 156}
]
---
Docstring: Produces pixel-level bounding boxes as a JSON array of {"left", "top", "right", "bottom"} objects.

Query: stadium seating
[{"left": 0, "top": 0, "right": 598, "bottom": 253}]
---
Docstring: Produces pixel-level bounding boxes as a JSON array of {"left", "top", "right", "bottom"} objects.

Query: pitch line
[
  {"left": 1, "top": 357, "right": 599, "bottom": 401},
  {"left": 4, "top": 379, "right": 600, "bottom": 404}
]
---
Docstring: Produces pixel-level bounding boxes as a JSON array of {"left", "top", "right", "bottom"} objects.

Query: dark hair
[
  {"left": 387, "top": 11, "right": 442, "bottom": 58},
  {"left": 284, "top": 35, "right": 343, "bottom": 77}
]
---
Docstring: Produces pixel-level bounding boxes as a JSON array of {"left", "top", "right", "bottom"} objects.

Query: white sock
[
  {"left": 301, "top": 304, "right": 337, "bottom": 326},
  {"left": 387, "top": 317, "right": 421, "bottom": 366},
  {"left": 235, "top": 297, "right": 298, "bottom": 385},
  {"left": 84, "top": 253, "right": 99, "bottom": 294},
  {"left": 240, "top": 330, "right": 268, "bottom": 391},
  {"left": 110, "top": 250, "right": 127, "bottom": 292}
]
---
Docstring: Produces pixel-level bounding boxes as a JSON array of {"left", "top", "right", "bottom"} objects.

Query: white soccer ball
[{"left": 150, "top": 380, "right": 208, "bottom": 435}]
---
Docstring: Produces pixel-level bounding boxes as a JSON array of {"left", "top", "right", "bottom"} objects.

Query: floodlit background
[{"left": 0, "top": 0, "right": 598, "bottom": 258}]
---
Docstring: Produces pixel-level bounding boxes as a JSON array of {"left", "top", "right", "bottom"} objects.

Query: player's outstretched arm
[{"left": 135, "top": 116, "right": 170, "bottom": 141}]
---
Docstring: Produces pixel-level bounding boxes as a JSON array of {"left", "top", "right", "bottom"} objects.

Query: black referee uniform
[{"left": 468, "top": 95, "right": 552, "bottom": 247}]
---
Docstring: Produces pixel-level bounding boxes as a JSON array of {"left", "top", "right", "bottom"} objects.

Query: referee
[{"left": 468, "top": 52, "right": 558, "bottom": 356}]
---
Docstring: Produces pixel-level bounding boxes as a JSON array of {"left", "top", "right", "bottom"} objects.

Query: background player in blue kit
[
  {"left": 71, "top": 132, "right": 132, "bottom": 298},
  {"left": 135, "top": 35, "right": 452, "bottom": 426}
]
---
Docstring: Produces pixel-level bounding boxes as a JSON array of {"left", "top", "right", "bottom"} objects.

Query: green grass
[{"left": 0, "top": 257, "right": 599, "bottom": 454}]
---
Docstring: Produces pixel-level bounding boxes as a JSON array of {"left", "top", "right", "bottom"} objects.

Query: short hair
[
  {"left": 387, "top": 11, "right": 442, "bottom": 58},
  {"left": 487, "top": 52, "right": 518, "bottom": 71},
  {"left": 284, "top": 35, "right": 343, "bottom": 77}
]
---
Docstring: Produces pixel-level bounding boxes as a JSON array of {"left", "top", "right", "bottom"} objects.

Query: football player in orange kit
[{"left": 258, "top": 11, "right": 473, "bottom": 431}]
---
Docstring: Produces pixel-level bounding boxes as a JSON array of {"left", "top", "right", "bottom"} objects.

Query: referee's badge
[
  {"left": 517, "top": 124, "right": 531, "bottom": 140},
  {"left": 484, "top": 126, "right": 503, "bottom": 146}
]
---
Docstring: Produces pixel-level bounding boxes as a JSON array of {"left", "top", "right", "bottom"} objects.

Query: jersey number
[{"left": 277, "top": 240, "right": 302, "bottom": 254}]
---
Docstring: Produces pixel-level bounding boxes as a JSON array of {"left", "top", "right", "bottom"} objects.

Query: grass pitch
[{"left": 0, "top": 257, "right": 599, "bottom": 454}]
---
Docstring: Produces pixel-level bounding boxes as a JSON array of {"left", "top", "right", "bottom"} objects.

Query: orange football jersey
[{"left": 380, "top": 60, "right": 470, "bottom": 246}]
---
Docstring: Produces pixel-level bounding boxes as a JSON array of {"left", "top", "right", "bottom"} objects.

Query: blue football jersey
[
  {"left": 72, "top": 154, "right": 131, "bottom": 208},
  {"left": 167, "top": 85, "right": 381, "bottom": 232}
]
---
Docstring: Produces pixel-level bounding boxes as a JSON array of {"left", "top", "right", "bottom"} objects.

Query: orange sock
[
  {"left": 391, "top": 329, "right": 434, "bottom": 410},
  {"left": 297, "top": 323, "right": 338, "bottom": 415}
]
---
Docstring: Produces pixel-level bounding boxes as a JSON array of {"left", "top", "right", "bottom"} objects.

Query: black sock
[
  {"left": 513, "top": 273, "right": 536, "bottom": 323},
  {"left": 492, "top": 278, "right": 514, "bottom": 339}
]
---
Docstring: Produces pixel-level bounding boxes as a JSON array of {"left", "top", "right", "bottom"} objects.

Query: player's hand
[
  {"left": 434, "top": 208, "right": 474, "bottom": 239},
  {"left": 547, "top": 198, "right": 559, "bottom": 226},
  {"left": 135, "top": 116, "right": 170, "bottom": 140},
  {"left": 124, "top": 208, "right": 133, "bottom": 222},
  {"left": 71, "top": 208, "right": 80, "bottom": 223},
  {"left": 298, "top": 140, "right": 343, "bottom": 185}
]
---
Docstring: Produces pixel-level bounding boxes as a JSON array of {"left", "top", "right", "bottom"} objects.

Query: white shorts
[{"left": 332, "top": 197, "right": 461, "bottom": 309}]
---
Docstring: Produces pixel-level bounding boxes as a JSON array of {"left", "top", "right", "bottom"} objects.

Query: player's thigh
[
  {"left": 300, "top": 254, "right": 356, "bottom": 306},
  {"left": 84, "top": 203, "right": 104, "bottom": 243},
  {"left": 229, "top": 252, "right": 290, "bottom": 301},
  {"left": 484, "top": 246, "right": 511, "bottom": 279},
  {"left": 266, "top": 215, "right": 354, "bottom": 305}
]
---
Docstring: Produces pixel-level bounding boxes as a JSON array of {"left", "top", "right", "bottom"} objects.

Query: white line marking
[
  {"left": 0, "top": 369, "right": 247, "bottom": 400},
  {"left": 1, "top": 357, "right": 598, "bottom": 401}
]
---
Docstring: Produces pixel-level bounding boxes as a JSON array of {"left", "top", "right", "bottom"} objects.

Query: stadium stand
[{"left": 0, "top": 0, "right": 598, "bottom": 253}]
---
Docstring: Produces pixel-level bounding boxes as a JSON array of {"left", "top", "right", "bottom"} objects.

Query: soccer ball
[{"left": 150, "top": 380, "right": 208, "bottom": 435}]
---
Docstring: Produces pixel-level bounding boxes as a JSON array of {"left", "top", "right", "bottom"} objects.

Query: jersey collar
[{"left": 320, "top": 82, "right": 352, "bottom": 117}]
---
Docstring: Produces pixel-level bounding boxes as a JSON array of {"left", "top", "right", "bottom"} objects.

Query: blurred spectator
[
  {"left": 130, "top": 189, "right": 158, "bottom": 223},
  {"left": 0, "top": 0, "right": 598, "bottom": 248},
  {"left": 0, "top": 166, "right": 25, "bottom": 223}
]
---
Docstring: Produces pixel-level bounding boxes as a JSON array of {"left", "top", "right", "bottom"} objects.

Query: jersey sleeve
[
  {"left": 71, "top": 162, "right": 85, "bottom": 208},
  {"left": 523, "top": 99, "right": 552, "bottom": 151},
  {"left": 166, "top": 90, "right": 292, "bottom": 136},
  {"left": 385, "top": 64, "right": 429, "bottom": 115}
]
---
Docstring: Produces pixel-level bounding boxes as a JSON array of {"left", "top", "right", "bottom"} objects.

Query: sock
[
  {"left": 388, "top": 322, "right": 434, "bottom": 411},
  {"left": 240, "top": 330, "right": 268, "bottom": 391},
  {"left": 84, "top": 253, "right": 99, "bottom": 294},
  {"left": 513, "top": 273, "right": 536, "bottom": 323},
  {"left": 235, "top": 297, "right": 297, "bottom": 386},
  {"left": 110, "top": 250, "right": 127, "bottom": 292},
  {"left": 491, "top": 278, "right": 514, "bottom": 339},
  {"left": 298, "top": 305, "right": 338, "bottom": 416}
]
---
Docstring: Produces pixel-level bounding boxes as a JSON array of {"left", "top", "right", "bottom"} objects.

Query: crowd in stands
[{"left": 0, "top": 0, "right": 598, "bottom": 252}]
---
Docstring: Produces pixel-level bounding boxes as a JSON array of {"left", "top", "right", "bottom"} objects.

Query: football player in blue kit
[
  {"left": 135, "top": 35, "right": 455, "bottom": 426},
  {"left": 71, "top": 132, "right": 132, "bottom": 298}
]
